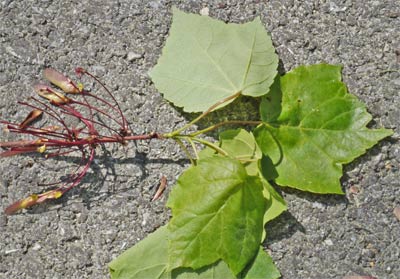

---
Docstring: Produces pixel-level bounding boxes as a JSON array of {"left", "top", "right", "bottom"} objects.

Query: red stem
[
  {"left": 81, "top": 71, "right": 128, "bottom": 132},
  {"left": 0, "top": 133, "right": 162, "bottom": 149}
]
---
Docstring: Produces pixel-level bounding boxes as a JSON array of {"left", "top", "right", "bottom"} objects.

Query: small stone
[
  {"left": 386, "top": 11, "right": 399, "bottom": 18},
  {"left": 312, "top": 202, "right": 325, "bottom": 210},
  {"left": 31, "top": 243, "right": 42, "bottom": 251},
  {"left": 200, "top": 7, "right": 209, "bottom": 16},
  {"left": 141, "top": 212, "right": 150, "bottom": 226},
  {"left": 393, "top": 207, "right": 400, "bottom": 221},
  {"left": 324, "top": 239, "right": 333, "bottom": 246},
  {"left": 349, "top": 185, "right": 360, "bottom": 194},
  {"left": 127, "top": 51, "right": 142, "bottom": 61},
  {"left": 342, "top": 276, "right": 377, "bottom": 279},
  {"left": 5, "top": 248, "right": 20, "bottom": 254}
]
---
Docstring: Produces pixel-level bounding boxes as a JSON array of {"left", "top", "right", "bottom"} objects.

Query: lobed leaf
[
  {"left": 255, "top": 64, "right": 393, "bottom": 194},
  {"left": 109, "top": 225, "right": 236, "bottom": 279},
  {"left": 109, "top": 226, "right": 280, "bottom": 279},
  {"left": 167, "top": 156, "right": 266, "bottom": 275},
  {"left": 198, "top": 129, "right": 287, "bottom": 241},
  {"left": 150, "top": 8, "right": 278, "bottom": 112}
]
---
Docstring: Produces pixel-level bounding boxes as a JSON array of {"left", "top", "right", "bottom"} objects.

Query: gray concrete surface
[{"left": 0, "top": 1, "right": 399, "bottom": 278}]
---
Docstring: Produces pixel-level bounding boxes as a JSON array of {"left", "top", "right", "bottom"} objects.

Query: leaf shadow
[
  {"left": 340, "top": 136, "right": 394, "bottom": 186},
  {"left": 280, "top": 186, "right": 347, "bottom": 206},
  {"left": 15, "top": 147, "right": 189, "bottom": 215},
  {"left": 174, "top": 94, "right": 262, "bottom": 140},
  {"left": 263, "top": 185, "right": 347, "bottom": 246},
  {"left": 263, "top": 210, "right": 305, "bottom": 244}
]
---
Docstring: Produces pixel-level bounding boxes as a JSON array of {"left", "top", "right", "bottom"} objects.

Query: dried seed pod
[
  {"left": 4, "top": 190, "right": 63, "bottom": 215},
  {"left": 34, "top": 84, "right": 70, "bottom": 105},
  {"left": 19, "top": 109, "right": 43, "bottom": 129},
  {"left": 43, "top": 68, "right": 80, "bottom": 94},
  {"left": 152, "top": 175, "right": 167, "bottom": 201}
]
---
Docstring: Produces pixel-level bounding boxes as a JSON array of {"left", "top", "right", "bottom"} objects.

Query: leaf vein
[
  {"left": 240, "top": 27, "right": 257, "bottom": 90},
  {"left": 298, "top": 94, "right": 347, "bottom": 126},
  {"left": 156, "top": 74, "right": 232, "bottom": 93},
  {"left": 192, "top": 30, "right": 238, "bottom": 91}
]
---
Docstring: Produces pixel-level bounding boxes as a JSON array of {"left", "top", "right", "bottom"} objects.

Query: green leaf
[
  {"left": 109, "top": 226, "right": 170, "bottom": 279},
  {"left": 199, "top": 128, "right": 262, "bottom": 176},
  {"left": 171, "top": 262, "right": 235, "bottom": 279},
  {"left": 109, "top": 225, "right": 280, "bottom": 279},
  {"left": 197, "top": 129, "right": 286, "bottom": 241},
  {"left": 260, "top": 75, "right": 282, "bottom": 124},
  {"left": 258, "top": 156, "right": 286, "bottom": 227},
  {"left": 150, "top": 8, "right": 278, "bottom": 112},
  {"left": 255, "top": 64, "right": 393, "bottom": 194},
  {"left": 261, "top": 179, "right": 286, "bottom": 226},
  {"left": 109, "top": 225, "right": 236, "bottom": 279},
  {"left": 167, "top": 156, "right": 266, "bottom": 275},
  {"left": 218, "top": 129, "right": 262, "bottom": 159},
  {"left": 173, "top": 248, "right": 280, "bottom": 279},
  {"left": 240, "top": 247, "right": 280, "bottom": 279},
  {"left": 259, "top": 178, "right": 286, "bottom": 241}
]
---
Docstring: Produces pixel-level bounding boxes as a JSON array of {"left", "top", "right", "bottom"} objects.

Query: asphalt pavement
[{"left": 0, "top": 1, "right": 399, "bottom": 278}]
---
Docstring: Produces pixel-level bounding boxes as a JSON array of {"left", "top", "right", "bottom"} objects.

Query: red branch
[{"left": 1, "top": 68, "right": 162, "bottom": 214}]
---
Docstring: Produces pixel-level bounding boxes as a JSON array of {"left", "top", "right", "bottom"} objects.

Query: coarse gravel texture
[{"left": 0, "top": 0, "right": 399, "bottom": 279}]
